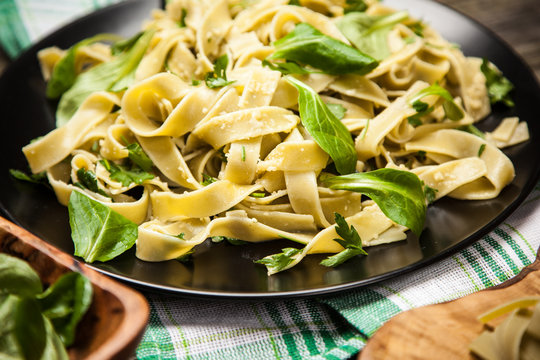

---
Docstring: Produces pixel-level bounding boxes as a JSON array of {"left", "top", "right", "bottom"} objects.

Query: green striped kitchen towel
[{"left": 2, "top": 1, "right": 540, "bottom": 359}]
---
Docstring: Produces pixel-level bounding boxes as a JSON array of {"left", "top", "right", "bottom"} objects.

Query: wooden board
[
  {"left": 359, "top": 250, "right": 540, "bottom": 359},
  {"left": 0, "top": 216, "right": 149, "bottom": 360}
]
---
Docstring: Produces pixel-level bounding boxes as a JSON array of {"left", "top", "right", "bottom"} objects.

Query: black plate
[{"left": 1, "top": 0, "right": 539, "bottom": 299}]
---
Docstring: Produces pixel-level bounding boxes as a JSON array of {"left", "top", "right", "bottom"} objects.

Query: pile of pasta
[{"left": 23, "top": 0, "right": 529, "bottom": 274}]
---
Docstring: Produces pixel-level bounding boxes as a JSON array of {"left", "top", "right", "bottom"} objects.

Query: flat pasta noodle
[{"left": 22, "top": 0, "right": 529, "bottom": 274}]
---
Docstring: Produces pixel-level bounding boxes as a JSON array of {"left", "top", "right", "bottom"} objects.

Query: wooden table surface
[{"left": 1, "top": 0, "right": 539, "bottom": 79}]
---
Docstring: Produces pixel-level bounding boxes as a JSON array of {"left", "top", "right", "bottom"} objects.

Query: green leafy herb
[
  {"left": 478, "top": 143, "right": 486, "bottom": 157},
  {"left": 255, "top": 248, "right": 302, "bottom": 273},
  {"left": 176, "top": 249, "right": 195, "bottom": 263},
  {"left": 175, "top": 233, "right": 185, "bottom": 240},
  {"left": 9, "top": 169, "right": 48, "bottom": 185},
  {"left": 36, "top": 272, "right": 93, "bottom": 346},
  {"left": 320, "top": 213, "right": 367, "bottom": 267},
  {"left": 407, "top": 21, "right": 425, "bottom": 37},
  {"left": 191, "top": 79, "right": 201, "bottom": 86},
  {"left": 241, "top": 145, "right": 246, "bottom": 162},
  {"left": 75, "top": 168, "right": 109, "bottom": 197},
  {"left": 211, "top": 236, "right": 248, "bottom": 245},
  {"left": 408, "top": 83, "right": 464, "bottom": 121},
  {"left": 423, "top": 183, "right": 438, "bottom": 204},
  {"left": 344, "top": 0, "right": 368, "bottom": 13},
  {"left": 0, "top": 254, "right": 91, "bottom": 359},
  {"left": 126, "top": 142, "right": 154, "bottom": 172},
  {"left": 249, "top": 192, "right": 266, "bottom": 198},
  {"left": 99, "top": 159, "right": 154, "bottom": 187},
  {"left": 261, "top": 58, "right": 312, "bottom": 75},
  {"left": 111, "top": 32, "right": 143, "bottom": 55},
  {"left": 202, "top": 174, "right": 218, "bottom": 186},
  {"left": 205, "top": 54, "right": 236, "bottom": 89},
  {"left": 457, "top": 124, "right": 485, "bottom": 139},
  {"left": 480, "top": 58, "right": 515, "bottom": 107},
  {"left": 288, "top": 0, "right": 301, "bottom": 5},
  {"left": 68, "top": 190, "right": 138, "bottom": 262},
  {"left": 337, "top": 11, "right": 409, "bottom": 60},
  {"left": 56, "top": 30, "right": 154, "bottom": 127},
  {"left": 286, "top": 76, "right": 357, "bottom": 175},
  {"left": 46, "top": 33, "right": 122, "bottom": 99},
  {"left": 178, "top": 8, "right": 188, "bottom": 28},
  {"left": 267, "top": 23, "right": 378, "bottom": 75},
  {"left": 326, "top": 103, "right": 347, "bottom": 120},
  {"left": 0, "top": 253, "right": 43, "bottom": 297},
  {"left": 322, "top": 168, "right": 427, "bottom": 236}
]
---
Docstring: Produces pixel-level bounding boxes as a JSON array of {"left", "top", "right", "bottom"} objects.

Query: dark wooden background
[{"left": 437, "top": 0, "right": 540, "bottom": 79}]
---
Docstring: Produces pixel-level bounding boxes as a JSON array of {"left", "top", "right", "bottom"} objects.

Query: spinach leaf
[
  {"left": 46, "top": 33, "right": 122, "bottom": 99},
  {"left": 205, "top": 54, "right": 236, "bottom": 89},
  {"left": 344, "top": 0, "right": 368, "bottom": 13},
  {"left": 261, "top": 59, "right": 312, "bottom": 75},
  {"left": 408, "top": 83, "right": 464, "bottom": 121},
  {"left": 457, "top": 124, "right": 485, "bottom": 139},
  {"left": 56, "top": 30, "right": 154, "bottom": 127},
  {"left": 68, "top": 190, "right": 138, "bottom": 263},
  {"left": 111, "top": 32, "right": 143, "bottom": 55},
  {"left": 37, "top": 272, "right": 93, "bottom": 346},
  {"left": 75, "top": 168, "right": 109, "bottom": 197},
  {"left": 320, "top": 213, "right": 367, "bottom": 267},
  {"left": 286, "top": 76, "right": 357, "bottom": 175},
  {"left": 0, "top": 254, "right": 42, "bottom": 298},
  {"left": 255, "top": 248, "right": 302, "bottom": 273},
  {"left": 322, "top": 168, "right": 427, "bottom": 236},
  {"left": 325, "top": 103, "right": 347, "bottom": 120},
  {"left": 480, "top": 58, "right": 515, "bottom": 107},
  {"left": 336, "top": 11, "right": 409, "bottom": 60},
  {"left": 9, "top": 169, "right": 48, "bottom": 185},
  {"left": 100, "top": 159, "right": 154, "bottom": 187},
  {"left": 0, "top": 296, "right": 69, "bottom": 360},
  {"left": 267, "top": 23, "right": 378, "bottom": 75},
  {"left": 14, "top": 297, "right": 48, "bottom": 360}
]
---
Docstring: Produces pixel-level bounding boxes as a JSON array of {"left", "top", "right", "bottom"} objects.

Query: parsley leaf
[
  {"left": 211, "top": 236, "right": 248, "bottom": 245},
  {"left": 205, "top": 55, "right": 236, "bottom": 89},
  {"left": 100, "top": 159, "right": 154, "bottom": 187},
  {"left": 320, "top": 213, "right": 367, "bottom": 267},
  {"left": 267, "top": 23, "right": 378, "bottom": 75},
  {"left": 323, "top": 168, "right": 427, "bottom": 236},
  {"left": 423, "top": 183, "right": 438, "bottom": 204},
  {"left": 178, "top": 8, "right": 187, "bottom": 28},
  {"left": 126, "top": 143, "right": 153, "bottom": 172},
  {"left": 480, "top": 58, "right": 515, "bottom": 107},
  {"left": 255, "top": 248, "right": 302, "bottom": 273},
  {"left": 202, "top": 174, "right": 218, "bottom": 186}
]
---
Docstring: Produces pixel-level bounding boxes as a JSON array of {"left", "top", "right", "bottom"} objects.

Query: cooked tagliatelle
[{"left": 21, "top": 0, "right": 528, "bottom": 274}]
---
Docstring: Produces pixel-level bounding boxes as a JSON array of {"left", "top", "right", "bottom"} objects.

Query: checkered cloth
[{"left": 2, "top": 1, "right": 539, "bottom": 359}]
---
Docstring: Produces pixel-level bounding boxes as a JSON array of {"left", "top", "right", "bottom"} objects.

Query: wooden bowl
[{"left": 0, "top": 216, "right": 149, "bottom": 360}]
